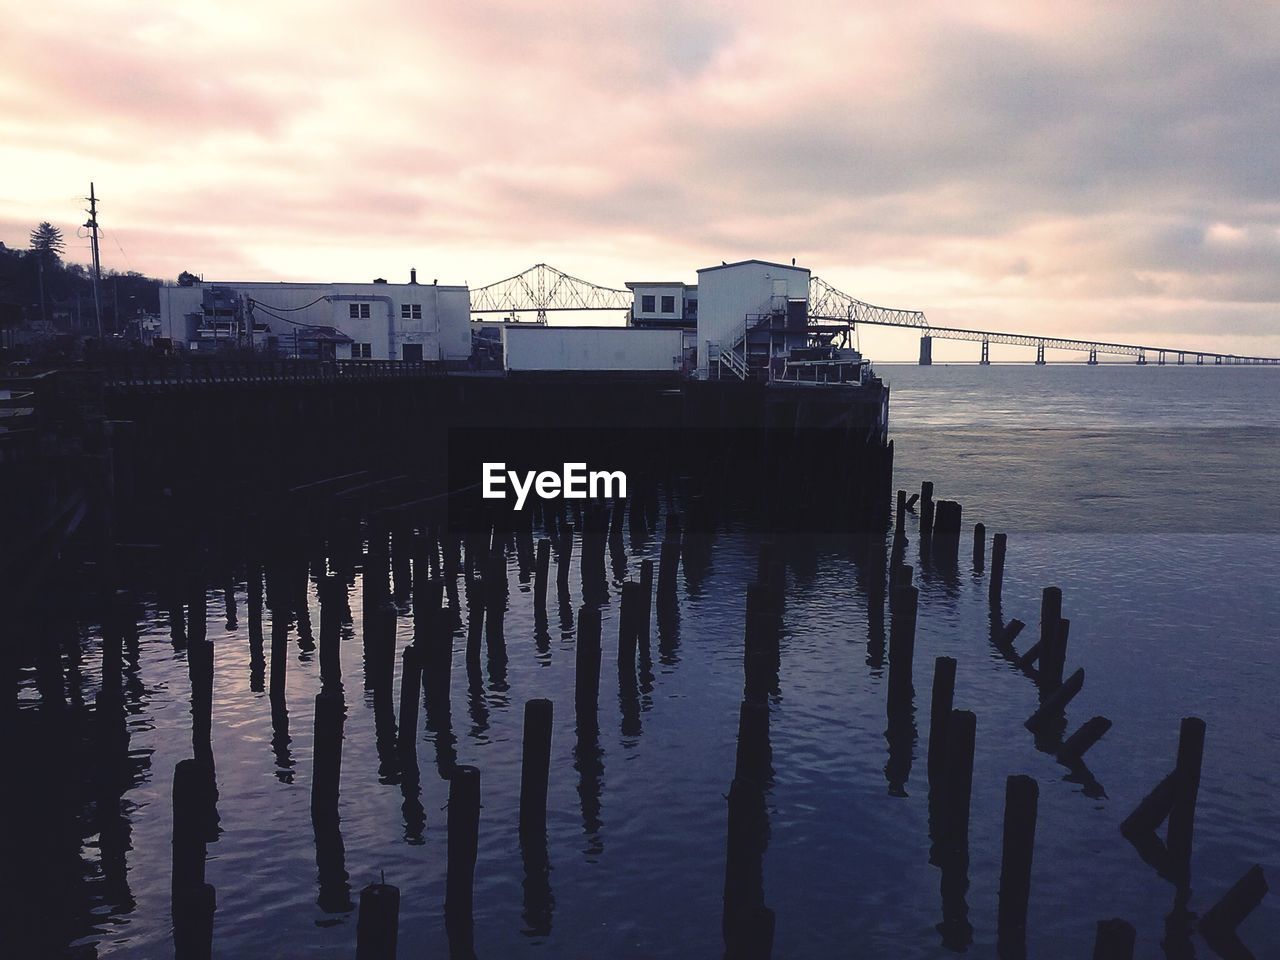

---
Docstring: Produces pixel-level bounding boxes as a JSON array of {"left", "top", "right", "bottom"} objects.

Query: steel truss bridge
[
  {"left": 470, "top": 263, "right": 631, "bottom": 322},
  {"left": 472, "top": 264, "right": 1280, "bottom": 365}
]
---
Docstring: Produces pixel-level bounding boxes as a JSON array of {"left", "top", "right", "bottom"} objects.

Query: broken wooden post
[
  {"left": 896, "top": 490, "right": 907, "bottom": 535},
  {"left": 989, "top": 533, "right": 1007, "bottom": 604},
  {"left": 1038, "top": 586, "right": 1063, "bottom": 687},
  {"left": 446, "top": 765, "right": 481, "bottom": 921},
  {"left": 997, "top": 775, "right": 1039, "bottom": 956},
  {"left": 355, "top": 880, "right": 400, "bottom": 960},
  {"left": 972, "top": 523, "right": 985, "bottom": 572},
  {"left": 942, "top": 710, "right": 976, "bottom": 843},
  {"left": 996, "top": 619, "right": 1025, "bottom": 650},
  {"left": 927, "top": 656, "right": 957, "bottom": 785},
  {"left": 888, "top": 584, "right": 918, "bottom": 699},
  {"left": 1167, "top": 716, "right": 1205, "bottom": 887},
  {"left": 575, "top": 605, "right": 602, "bottom": 732},
  {"left": 920, "top": 481, "right": 935, "bottom": 541},
  {"left": 519, "top": 698, "right": 553, "bottom": 837},
  {"left": 396, "top": 645, "right": 421, "bottom": 756},
  {"left": 556, "top": 523, "right": 574, "bottom": 588}
]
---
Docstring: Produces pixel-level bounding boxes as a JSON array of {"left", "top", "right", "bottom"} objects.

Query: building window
[
  {"left": 401, "top": 303, "right": 422, "bottom": 320},
  {"left": 687, "top": 299, "right": 698, "bottom": 317},
  {"left": 641, "top": 295, "right": 655, "bottom": 312},
  {"left": 349, "top": 303, "right": 370, "bottom": 319},
  {"left": 352, "top": 342, "right": 372, "bottom": 358},
  {"left": 661, "top": 295, "right": 676, "bottom": 313}
]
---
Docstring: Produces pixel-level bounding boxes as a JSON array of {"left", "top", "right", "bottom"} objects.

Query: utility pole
[{"left": 85, "top": 182, "right": 104, "bottom": 340}]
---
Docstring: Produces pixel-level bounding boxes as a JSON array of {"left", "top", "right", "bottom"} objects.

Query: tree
[
  {"left": 28, "top": 221, "right": 65, "bottom": 324},
  {"left": 177, "top": 271, "right": 199, "bottom": 287},
  {"left": 29, "top": 222, "right": 65, "bottom": 261}
]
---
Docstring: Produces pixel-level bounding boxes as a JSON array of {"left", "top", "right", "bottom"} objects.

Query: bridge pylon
[
  {"left": 980, "top": 340, "right": 990, "bottom": 365},
  {"left": 1087, "top": 348, "right": 1098, "bottom": 365},
  {"left": 1035, "top": 343, "right": 1046, "bottom": 365},
  {"left": 919, "top": 335, "right": 933, "bottom": 366}
]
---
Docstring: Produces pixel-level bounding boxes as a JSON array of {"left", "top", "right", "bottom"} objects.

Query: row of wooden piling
[{"left": 898, "top": 479, "right": 1268, "bottom": 957}]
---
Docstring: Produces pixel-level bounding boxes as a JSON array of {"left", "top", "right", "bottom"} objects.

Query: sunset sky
[{"left": 2, "top": 0, "right": 1278, "bottom": 360}]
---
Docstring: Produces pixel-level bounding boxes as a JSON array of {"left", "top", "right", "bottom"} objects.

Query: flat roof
[
  {"left": 696, "top": 259, "right": 809, "bottom": 274},
  {"left": 624, "top": 281, "right": 688, "bottom": 289}
]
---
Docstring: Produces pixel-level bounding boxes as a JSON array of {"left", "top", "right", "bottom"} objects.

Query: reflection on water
[{"left": 8, "top": 368, "right": 1280, "bottom": 958}]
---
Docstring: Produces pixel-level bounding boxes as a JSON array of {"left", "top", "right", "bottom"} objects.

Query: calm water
[{"left": 11, "top": 365, "right": 1279, "bottom": 959}]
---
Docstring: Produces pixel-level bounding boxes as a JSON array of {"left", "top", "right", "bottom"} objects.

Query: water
[{"left": 9, "top": 365, "right": 1279, "bottom": 959}]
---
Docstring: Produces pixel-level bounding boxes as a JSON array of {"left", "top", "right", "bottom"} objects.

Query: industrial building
[{"left": 158, "top": 270, "right": 471, "bottom": 362}]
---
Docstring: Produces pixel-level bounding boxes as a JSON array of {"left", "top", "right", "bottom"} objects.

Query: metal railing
[{"left": 97, "top": 358, "right": 448, "bottom": 391}]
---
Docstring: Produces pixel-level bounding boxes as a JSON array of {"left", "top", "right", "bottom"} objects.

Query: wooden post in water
[
  {"left": 1167, "top": 716, "right": 1205, "bottom": 888},
  {"left": 519, "top": 699, "right": 553, "bottom": 836},
  {"left": 888, "top": 584, "right": 919, "bottom": 698},
  {"left": 988, "top": 533, "right": 1008, "bottom": 604},
  {"left": 997, "top": 775, "right": 1039, "bottom": 956},
  {"left": 920, "top": 481, "right": 935, "bottom": 542},
  {"left": 896, "top": 490, "right": 907, "bottom": 535},
  {"left": 618, "top": 582, "right": 639, "bottom": 685},
  {"left": 355, "top": 881, "right": 400, "bottom": 960},
  {"left": 534, "top": 538, "right": 551, "bottom": 613},
  {"left": 397, "top": 645, "right": 421, "bottom": 756},
  {"left": 556, "top": 523, "right": 574, "bottom": 589},
  {"left": 942, "top": 710, "right": 976, "bottom": 842},
  {"left": 927, "top": 657, "right": 957, "bottom": 785},
  {"left": 972, "top": 523, "right": 985, "bottom": 572},
  {"left": 446, "top": 765, "right": 482, "bottom": 921},
  {"left": 575, "top": 605, "right": 602, "bottom": 732},
  {"left": 1038, "top": 587, "right": 1062, "bottom": 687}
]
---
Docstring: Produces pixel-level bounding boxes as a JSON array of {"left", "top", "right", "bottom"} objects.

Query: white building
[
  {"left": 158, "top": 271, "right": 471, "bottom": 361},
  {"left": 625, "top": 260, "right": 812, "bottom": 379},
  {"left": 501, "top": 325, "right": 684, "bottom": 374},
  {"left": 624, "top": 281, "right": 697, "bottom": 329}
]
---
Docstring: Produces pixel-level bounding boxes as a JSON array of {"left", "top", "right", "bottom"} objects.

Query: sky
[{"left": 2, "top": 0, "right": 1279, "bottom": 360}]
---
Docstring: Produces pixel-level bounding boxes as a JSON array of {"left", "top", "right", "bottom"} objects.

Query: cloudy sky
[{"left": 2, "top": 0, "right": 1278, "bottom": 359}]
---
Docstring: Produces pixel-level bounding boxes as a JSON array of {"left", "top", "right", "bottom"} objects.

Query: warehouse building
[{"left": 158, "top": 270, "right": 471, "bottom": 362}]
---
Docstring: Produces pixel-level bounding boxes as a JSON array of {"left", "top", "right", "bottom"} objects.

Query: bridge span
[{"left": 467, "top": 264, "right": 1280, "bottom": 365}]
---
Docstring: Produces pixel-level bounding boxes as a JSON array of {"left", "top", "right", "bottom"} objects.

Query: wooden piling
[
  {"left": 446, "top": 765, "right": 481, "bottom": 920},
  {"left": 519, "top": 698, "right": 553, "bottom": 836},
  {"left": 997, "top": 775, "right": 1039, "bottom": 951},
  {"left": 896, "top": 490, "right": 907, "bottom": 534},
  {"left": 556, "top": 523, "right": 574, "bottom": 588},
  {"left": 396, "top": 645, "right": 421, "bottom": 755},
  {"left": 734, "top": 698, "right": 771, "bottom": 784},
  {"left": 618, "top": 582, "right": 639, "bottom": 683},
  {"left": 1092, "top": 918, "right": 1136, "bottom": 960},
  {"left": 1038, "top": 587, "right": 1063, "bottom": 687},
  {"left": 534, "top": 538, "right": 551, "bottom": 611},
  {"left": 996, "top": 619, "right": 1025, "bottom": 650},
  {"left": 311, "top": 689, "right": 345, "bottom": 821},
  {"left": 575, "top": 605, "right": 602, "bottom": 731},
  {"left": 927, "top": 657, "right": 957, "bottom": 784},
  {"left": 942, "top": 710, "right": 977, "bottom": 842},
  {"left": 355, "top": 881, "right": 400, "bottom": 960},
  {"left": 888, "top": 584, "right": 918, "bottom": 696},
  {"left": 1166, "top": 716, "right": 1205, "bottom": 886},
  {"left": 920, "top": 481, "right": 935, "bottom": 541},
  {"left": 972, "top": 523, "right": 985, "bottom": 571},
  {"left": 989, "top": 533, "right": 1007, "bottom": 604}
]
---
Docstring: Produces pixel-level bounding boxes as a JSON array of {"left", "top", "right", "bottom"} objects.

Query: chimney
[{"left": 410, "top": 268, "right": 418, "bottom": 284}]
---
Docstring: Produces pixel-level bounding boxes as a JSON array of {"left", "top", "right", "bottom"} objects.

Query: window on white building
[
  {"left": 401, "top": 303, "right": 422, "bottom": 320},
  {"left": 349, "top": 303, "right": 371, "bottom": 319},
  {"left": 641, "top": 295, "right": 655, "bottom": 312},
  {"left": 352, "top": 342, "right": 372, "bottom": 358},
  {"left": 661, "top": 295, "right": 676, "bottom": 313}
]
